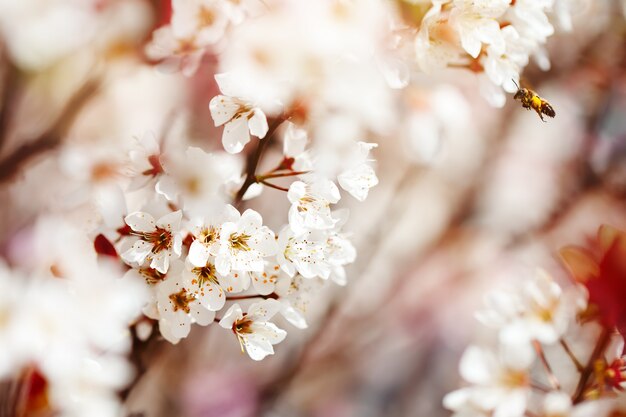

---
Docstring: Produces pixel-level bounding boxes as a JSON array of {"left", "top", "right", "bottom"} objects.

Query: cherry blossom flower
[
  {"left": 215, "top": 207, "right": 278, "bottom": 276},
  {"left": 415, "top": 1, "right": 468, "bottom": 74},
  {"left": 209, "top": 74, "right": 269, "bottom": 154},
  {"left": 482, "top": 25, "right": 531, "bottom": 93},
  {"left": 337, "top": 142, "right": 379, "bottom": 202},
  {"left": 148, "top": 273, "right": 215, "bottom": 344},
  {"left": 277, "top": 226, "right": 331, "bottom": 279},
  {"left": 187, "top": 206, "right": 240, "bottom": 268},
  {"left": 219, "top": 300, "right": 286, "bottom": 361},
  {"left": 182, "top": 256, "right": 250, "bottom": 311},
  {"left": 287, "top": 179, "right": 341, "bottom": 235},
  {"left": 126, "top": 131, "right": 164, "bottom": 192},
  {"left": 121, "top": 210, "right": 183, "bottom": 273}
]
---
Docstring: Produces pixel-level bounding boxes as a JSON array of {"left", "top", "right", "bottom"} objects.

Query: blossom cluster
[
  {"left": 0, "top": 0, "right": 599, "bottom": 416},
  {"left": 445, "top": 225, "right": 626, "bottom": 417},
  {"left": 414, "top": 0, "right": 578, "bottom": 106}
]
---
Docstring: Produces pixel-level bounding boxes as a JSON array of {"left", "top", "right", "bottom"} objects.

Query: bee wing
[{"left": 541, "top": 101, "right": 555, "bottom": 118}]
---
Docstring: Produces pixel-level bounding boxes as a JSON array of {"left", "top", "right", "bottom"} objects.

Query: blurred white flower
[
  {"left": 482, "top": 25, "right": 531, "bottom": 93},
  {"left": 145, "top": 25, "right": 206, "bottom": 77},
  {"left": 476, "top": 269, "right": 586, "bottom": 347},
  {"left": 156, "top": 146, "right": 241, "bottom": 216},
  {"left": 219, "top": 300, "right": 287, "bottom": 361},
  {"left": 126, "top": 131, "right": 164, "bottom": 192},
  {"left": 543, "top": 391, "right": 573, "bottom": 417},
  {"left": 337, "top": 142, "right": 379, "bottom": 202},
  {"left": 449, "top": 0, "right": 508, "bottom": 59},
  {"left": 444, "top": 344, "right": 534, "bottom": 417},
  {"left": 415, "top": 1, "right": 467, "bottom": 74},
  {"left": 171, "top": 0, "right": 228, "bottom": 45}
]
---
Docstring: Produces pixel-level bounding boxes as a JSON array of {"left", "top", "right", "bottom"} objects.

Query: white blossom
[
  {"left": 209, "top": 74, "right": 269, "bottom": 154},
  {"left": 287, "top": 179, "right": 340, "bottom": 235},
  {"left": 121, "top": 210, "right": 183, "bottom": 273},
  {"left": 215, "top": 207, "right": 278, "bottom": 276},
  {"left": 218, "top": 300, "right": 286, "bottom": 361}
]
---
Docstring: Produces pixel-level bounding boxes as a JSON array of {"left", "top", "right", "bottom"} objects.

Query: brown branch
[
  {"left": 533, "top": 340, "right": 561, "bottom": 390},
  {"left": 560, "top": 338, "right": 584, "bottom": 372},
  {"left": 233, "top": 117, "right": 285, "bottom": 207},
  {"left": 259, "top": 179, "right": 289, "bottom": 192},
  {"left": 572, "top": 326, "right": 612, "bottom": 403},
  {"left": 0, "top": 79, "right": 99, "bottom": 183},
  {"left": 226, "top": 292, "right": 279, "bottom": 301},
  {"left": 0, "top": 62, "right": 20, "bottom": 151}
]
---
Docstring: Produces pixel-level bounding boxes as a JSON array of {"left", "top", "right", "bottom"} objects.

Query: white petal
[
  {"left": 248, "top": 109, "right": 268, "bottom": 138},
  {"left": 190, "top": 304, "right": 216, "bottom": 326},
  {"left": 125, "top": 212, "right": 155, "bottom": 233},
  {"left": 222, "top": 117, "right": 251, "bottom": 154},
  {"left": 155, "top": 175, "right": 179, "bottom": 201},
  {"left": 280, "top": 302, "right": 308, "bottom": 329},
  {"left": 459, "top": 346, "right": 496, "bottom": 385},
  {"left": 198, "top": 282, "right": 226, "bottom": 311},
  {"left": 219, "top": 303, "right": 242, "bottom": 329},
  {"left": 248, "top": 299, "right": 281, "bottom": 322},
  {"left": 209, "top": 95, "right": 240, "bottom": 126},
  {"left": 242, "top": 335, "right": 274, "bottom": 361},
  {"left": 150, "top": 251, "right": 170, "bottom": 273},
  {"left": 188, "top": 241, "right": 211, "bottom": 267},
  {"left": 157, "top": 210, "right": 182, "bottom": 231}
]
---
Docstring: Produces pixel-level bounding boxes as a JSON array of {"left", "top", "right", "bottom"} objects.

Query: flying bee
[{"left": 512, "top": 79, "right": 555, "bottom": 122}]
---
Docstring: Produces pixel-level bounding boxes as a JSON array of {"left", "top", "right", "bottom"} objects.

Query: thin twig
[
  {"left": 233, "top": 117, "right": 285, "bottom": 207},
  {"left": 533, "top": 340, "right": 561, "bottom": 390},
  {"left": 226, "top": 292, "right": 278, "bottom": 301},
  {"left": 259, "top": 179, "right": 289, "bottom": 192},
  {"left": 573, "top": 327, "right": 612, "bottom": 403},
  {"left": 560, "top": 338, "right": 584, "bottom": 372},
  {"left": 257, "top": 170, "right": 309, "bottom": 180}
]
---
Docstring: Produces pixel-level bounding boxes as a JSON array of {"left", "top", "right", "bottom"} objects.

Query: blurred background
[{"left": 0, "top": 1, "right": 626, "bottom": 416}]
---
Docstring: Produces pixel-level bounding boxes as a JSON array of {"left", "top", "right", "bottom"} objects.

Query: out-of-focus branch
[
  {"left": 0, "top": 62, "right": 20, "bottom": 151},
  {"left": 0, "top": 79, "right": 100, "bottom": 183}
]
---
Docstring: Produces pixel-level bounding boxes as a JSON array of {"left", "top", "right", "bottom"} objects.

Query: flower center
[
  {"left": 229, "top": 233, "right": 251, "bottom": 251},
  {"left": 197, "top": 6, "right": 216, "bottom": 28},
  {"left": 500, "top": 369, "right": 529, "bottom": 389},
  {"left": 169, "top": 288, "right": 195, "bottom": 314},
  {"left": 192, "top": 264, "right": 219, "bottom": 288},
  {"left": 199, "top": 226, "right": 219, "bottom": 245},
  {"left": 233, "top": 315, "right": 254, "bottom": 335},
  {"left": 139, "top": 267, "right": 166, "bottom": 285},
  {"left": 144, "top": 227, "right": 173, "bottom": 253}
]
